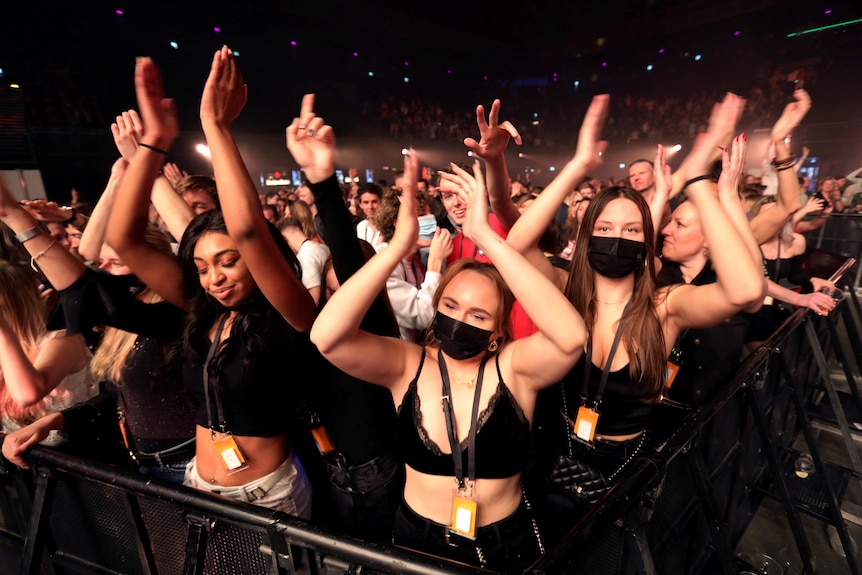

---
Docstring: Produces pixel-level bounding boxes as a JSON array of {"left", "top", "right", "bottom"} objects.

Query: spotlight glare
[
  {"left": 196, "top": 144, "right": 212, "bottom": 158},
  {"left": 518, "top": 153, "right": 524, "bottom": 159},
  {"left": 401, "top": 148, "right": 409, "bottom": 156},
  {"left": 695, "top": 54, "right": 702, "bottom": 61},
  {"left": 170, "top": 41, "right": 179, "bottom": 49},
  {"left": 646, "top": 64, "right": 653, "bottom": 71},
  {"left": 467, "top": 151, "right": 474, "bottom": 157},
  {"left": 672, "top": 144, "right": 682, "bottom": 152},
  {"left": 619, "top": 163, "right": 626, "bottom": 169}
]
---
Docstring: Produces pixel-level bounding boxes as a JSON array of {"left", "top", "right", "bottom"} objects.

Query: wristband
[
  {"left": 14, "top": 226, "right": 43, "bottom": 244},
  {"left": 682, "top": 175, "right": 713, "bottom": 189},
  {"left": 139, "top": 142, "right": 169, "bottom": 155},
  {"left": 61, "top": 207, "right": 77, "bottom": 226}
]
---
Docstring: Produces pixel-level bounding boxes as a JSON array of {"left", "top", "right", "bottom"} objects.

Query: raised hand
[
  {"left": 654, "top": 144, "right": 673, "bottom": 197},
  {"left": 110, "top": 109, "right": 143, "bottom": 161},
  {"left": 18, "top": 199, "right": 74, "bottom": 223},
  {"left": 134, "top": 57, "right": 178, "bottom": 148},
  {"left": 200, "top": 45, "right": 247, "bottom": 129},
  {"left": 571, "top": 94, "right": 610, "bottom": 171},
  {"left": 679, "top": 92, "right": 745, "bottom": 181},
  {"left": 285, "top": 94, "right": 335, "bottom": 184},
  {"left": 718, "top": 133, "right": 747, "bottom": 199},
  {"left": 463, "top": 99, "right": 522, "bottom": 160},
  {"left": 771, "top": 90, "right": 811, "bottom": 143},
  {"left": 162, "top": 162, "right": 187, "bottom": 188},
  {"left": 388, "top": 150, "right": 420, "bottom": 256},
  {"left": 439, "top": 161, "right": 490, "bottom": 243}
]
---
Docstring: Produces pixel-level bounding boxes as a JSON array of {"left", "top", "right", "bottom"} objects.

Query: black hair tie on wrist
[
  {"left": 139, "top": 142, "right": 169, "bottom": 155},
  {"left": 682, "top": 175, "right": 712, "bottom": 189}
]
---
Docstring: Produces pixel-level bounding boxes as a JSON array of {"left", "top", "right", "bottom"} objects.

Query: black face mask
[
  {"left": 430, "top": 311, "right": 494, "bottom": 360},
  {"left": 588, "top": 237, "right": 645, "bottom": 278}
]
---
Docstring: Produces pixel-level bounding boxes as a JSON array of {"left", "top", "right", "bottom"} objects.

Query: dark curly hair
[{"left": 163, "top": 210, "right": 302, "bottom": 389}]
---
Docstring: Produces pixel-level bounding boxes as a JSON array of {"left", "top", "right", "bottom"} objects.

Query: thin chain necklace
[{"left": 595, "top": 293, "right": 632, "bottom": 305}]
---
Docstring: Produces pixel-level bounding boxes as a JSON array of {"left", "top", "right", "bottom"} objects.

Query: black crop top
[
  {"left": 182, "top": 301, "right": 319, "bottom": 438},
  {"left": 395, "top": 348, "right": 532, "bottom": 479},
  {"left": 560, "top": 355, "right": 652, "bottom": 436}
]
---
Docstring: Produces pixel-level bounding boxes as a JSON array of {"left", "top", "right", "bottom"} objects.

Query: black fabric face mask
[
  {"left": 430, "top": 311, "right": 494, "bottom": 360},
  {"left": 587, "top": 237, "right": 645, "bottom": 279}
]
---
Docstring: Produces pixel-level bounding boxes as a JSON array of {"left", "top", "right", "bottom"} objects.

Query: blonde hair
[
  {"left": 0, "top": 261, "right": 47, "bottom": 421},
  {"left": 0, "top": 261, "right": 45, "bottom": 356}
]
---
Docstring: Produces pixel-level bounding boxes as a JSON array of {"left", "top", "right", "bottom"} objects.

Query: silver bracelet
[{"left": 14, "top": 226, "right": 43, "bottom": 243}]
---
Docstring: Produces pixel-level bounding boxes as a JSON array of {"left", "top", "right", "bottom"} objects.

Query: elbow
[
  {"left": 729, "top": 276, "right": 768, "bottom": 310},
  {"left": 310, "top": 323, "right": 336, "bottom": 357},
  {"left": 9, "top": 387, "right": 45, "bottom": 409},
  {"left": 557, "top": 316, "right": 588, "bottom": 357}
]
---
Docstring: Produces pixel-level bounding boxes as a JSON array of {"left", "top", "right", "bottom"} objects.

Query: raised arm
[
  {"left": 105, "top": 57, "right": 186, "bottom": 310},
  {"left": 200, "top": 46, "right": 314, "bottom": 330},
  {"left": 311, "top": 152, "right": 422, "bottom": 390},
  {"left": 650, "top": 144, "right": 673, "bottom": 239},
  {"left": 505, "top": 95, "right": 608, "bottom": 254},
  {"left": 666, "top": 93, "right": 766, "bottom": 331},
  {"left": 463, "top": 99, "right": 522, "bottom": 230},
  {"left": 0, "top": 180, "right": 87, "bottom": 291},
  {"left": 749, "top": 90, "right": 810, "bottom": 244},
  {"left": 0, "top": 320, "right": 88, "bottom": 407},
  {"left": 78, "top": 156, "right": 128, "bottom": 262},
  {"left": 440, "top": 162, "right": 586, "bottom": 394},
  {"left": 717, "top": 134, "right": 764, "bottom": 313}
]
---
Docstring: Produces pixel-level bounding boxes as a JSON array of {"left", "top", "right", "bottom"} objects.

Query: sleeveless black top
[{"left": 395, "top": 348, "right": 532, "bottom": 479}]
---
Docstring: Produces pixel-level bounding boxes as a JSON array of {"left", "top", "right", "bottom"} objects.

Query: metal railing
[{"left": 0, "top": 255, "right": 859, "bottom": 575}]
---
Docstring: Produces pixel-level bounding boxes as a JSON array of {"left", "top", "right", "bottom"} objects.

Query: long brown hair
[
  {"left": 565, "top": 186, "right": 666, "bottom": 400},
  {"left": 0, "top": 261, "right": 49, "bottom": 421}
]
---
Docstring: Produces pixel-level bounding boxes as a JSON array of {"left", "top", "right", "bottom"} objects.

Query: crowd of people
[{"left": 0, "top": 47, "right": 856, "bottom": 573}]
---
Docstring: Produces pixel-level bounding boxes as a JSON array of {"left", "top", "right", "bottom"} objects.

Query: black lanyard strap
[
  {"left": 582, "top": 299, "right": 632, "bottom": 408},
  {"left": 204, "top": 314, "right": 230, "bottom": 433},
  {"left": 439, "top": 352, "right": 488, "bottom": 490}
]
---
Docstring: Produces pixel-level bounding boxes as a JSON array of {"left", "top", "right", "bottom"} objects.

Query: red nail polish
[{"left": 742, "top": 132, "right": 747, "bottom": 141}]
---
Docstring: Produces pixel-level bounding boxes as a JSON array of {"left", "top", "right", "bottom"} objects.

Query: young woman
[
  {"left": 103, "top": 53, "right": 317, "bottom": 517},
  {"left": 507, "top": 93, "right": 766, "bottom": 542},
  {"left": 0, "top": 260, "right": 96, "bottom": 443},
  {"left": 310, "top": 126, "right": 587, "bottom": 570}
]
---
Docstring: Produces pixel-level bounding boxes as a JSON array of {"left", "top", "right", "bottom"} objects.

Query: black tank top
[{"left": 395, "top": 348, "right": 532, "bottom": 479}]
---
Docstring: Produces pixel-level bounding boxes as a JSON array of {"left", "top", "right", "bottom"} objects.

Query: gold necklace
[
  {"left": 453, "top": 378, "right": 475, "bottom": 389},
  {"left": 595, "top": 293, "right": 632, "bottom": 305}
]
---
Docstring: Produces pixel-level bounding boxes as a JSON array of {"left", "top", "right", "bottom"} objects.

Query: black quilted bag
[{"left": 548, "top": 453, "right": 610, "bottom": 505}]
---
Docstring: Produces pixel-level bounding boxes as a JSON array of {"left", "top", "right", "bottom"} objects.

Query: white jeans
[{"left": 184, "top": 452, "right": 312, "bottom": 519}]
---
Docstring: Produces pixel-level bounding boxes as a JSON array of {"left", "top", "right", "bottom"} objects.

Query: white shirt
[
  {"left": 356, "top": 219, "right": 384, "bottom": 249},
  {"left": 375, "top": 242, "right": 441, "bottom": 342},
  {"left": 296, "top": 240, "right": 330, "bottom": 290}
]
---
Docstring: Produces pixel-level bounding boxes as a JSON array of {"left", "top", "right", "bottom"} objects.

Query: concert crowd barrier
[{"left": 1, "top": 254, "right": 859, "bottom": 575}]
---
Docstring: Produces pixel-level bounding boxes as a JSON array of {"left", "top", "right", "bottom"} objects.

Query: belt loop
[{"left": 247, "top": 486, "right": 267, "bottom": 501}]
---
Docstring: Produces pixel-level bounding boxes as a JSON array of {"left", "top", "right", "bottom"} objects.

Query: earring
[
  {"left": 702, "top": 247, "right": 709, "bottom": 257},
  {"left": 488, "top": 340, "right": 499, "bottom": 352}
]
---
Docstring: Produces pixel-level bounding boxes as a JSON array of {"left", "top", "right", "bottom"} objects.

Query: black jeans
[
  {"left": 392, "top": 498, "right": 543, "bottom": 574},
  {"left": 324, "top": 450, "right": 404, "bottom": 543}
]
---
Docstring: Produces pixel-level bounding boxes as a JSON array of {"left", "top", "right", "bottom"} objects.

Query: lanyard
[
  {"left": 457, "top": 235, "right": 479, "bottom": 261},
  {"left": 581, "top": 299, "right": 632, "bottom": 408},
  {"left": 204, "top": 314, "right": 230, "bottom": 434},
  {"left": 438, "top": 352, "right": 488, "bottom": 491}
]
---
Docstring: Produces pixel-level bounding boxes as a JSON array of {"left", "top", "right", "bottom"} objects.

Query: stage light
[
  {"left": 213, "top": 27, "right": 221, "bottom": 33},
  {"left": 646, "top": 65, "right": 653, "bottom": 71},
  {"left": 401, "top": 148, "right": 409, "bottom": 156},
  {"left": 672, "top": 144, "right": 682, "bottom": 152},
  {"left": 196, "top": 144, "right": 211, "bottom": 159},
  {"left": 403, "top": 77, "right": 409, "bottom": 83},
  {"left": 170, "top": 41, "right": 178, "bottom": 49},
  {"left": 368, "top": 71, "right": 374, "bottom": 77},
  {"left": 695, "top": 54, "right": 702, "bottom": 61},
  {"left": 619, "top": 163, "right": 626, "bottom": 169},
  {"left": 518, "top": 153, "right": 524, "bottom": 159}
]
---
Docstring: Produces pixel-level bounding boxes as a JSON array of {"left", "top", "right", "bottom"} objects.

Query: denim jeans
[
  {"left": 138, "top": 460, "right": 189, "bottom": 485},
  {"left": 324, "top": 450, "right": 403, "bottom": 542}
]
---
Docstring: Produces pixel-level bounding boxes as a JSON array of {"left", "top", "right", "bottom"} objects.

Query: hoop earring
[{"left": 488, "top": 340, "right": 499, "bottom": 352}]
